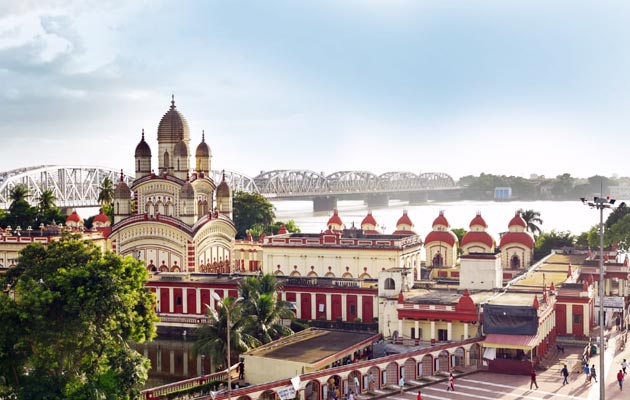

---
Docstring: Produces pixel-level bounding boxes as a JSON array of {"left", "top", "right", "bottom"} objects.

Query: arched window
[
  {"left": 511, "top": 255, "right": 520, "bottom": 269},
  {"left": 384, "top": 278, "right": 395, "bottom": 290}
]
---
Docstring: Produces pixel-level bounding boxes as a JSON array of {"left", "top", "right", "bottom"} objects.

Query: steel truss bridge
[{"left": 1, "top": 166, "right": 459, "bottom": 210}]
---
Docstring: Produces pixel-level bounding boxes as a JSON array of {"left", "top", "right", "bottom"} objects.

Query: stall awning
[{"left": 483, "top": 334, "right": 539, "bottom": 350}]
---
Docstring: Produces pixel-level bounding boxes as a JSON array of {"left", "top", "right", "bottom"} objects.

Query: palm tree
[
  {"left": 98, "top": 178, "right": 115, "bottom": 206},
  {"left": 239, "top": 274, "right": 294, "bottom": 344},
  {"left": 9, "top": 185, "right": 29, "bottom": 203},
  {"left": 193, "top": 297, "right": 260, "bottom": 370},
  {"left": 519, "top": 209, "right": 543, "bottom": 236},
  {"left": 37, "top": 189, "right": 56, "bottom": 212}
]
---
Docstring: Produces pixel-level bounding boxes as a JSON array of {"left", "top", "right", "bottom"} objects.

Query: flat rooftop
[{"left": 245, "top": 329, "right": 378, "bottom": 364}]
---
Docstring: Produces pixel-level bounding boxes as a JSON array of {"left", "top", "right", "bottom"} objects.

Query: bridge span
[{"left": 1, "top": 166, "right": 459, "bottom": 211}]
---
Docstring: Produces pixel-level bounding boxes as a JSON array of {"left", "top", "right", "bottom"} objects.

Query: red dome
[
  {"left": 508, "top": 213, "right": 527, "bottom": 228},
  {"left": 396, "top": 210, "right": 413, "bottom": 227},
  {"left": 469, "top": 213, "right": 487, "bottom": 228},
  {"left": 278, "top": 224, "right": 288, "bottom": 234},
  {"left": 93, "top": 209, "right": 110, "bottom": 224},
  {"left": 499, "top": 231, "right": 534, "bottom": 248},
  {"left": 327, "top": 209, "right": 343, "bottom": 227},
  {"left": 66, "top": 211, "right": 82, "bottom": 223},
  {"left": 361, "top": 211, "right": 378, "bottom": 227},
  {"left": 432, "top": 211, "right": 449, "bottom": 228},
  {"left": 425, "top": 230, "right": 458, "bottom": 246},
  {"left": 461, "top": 231, "right": 494, "bottom": 248}
]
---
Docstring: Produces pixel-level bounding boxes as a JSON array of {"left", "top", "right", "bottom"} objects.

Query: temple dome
[
  {"left": 196, "top": 131, "right": 211, "bottom": 158},
  {"left": 181, "top": 181, "right": 195, "bottom": 199},
  {"left": 114, "top": 181, "right": 131, "bottom": 199},
  {"left": 134, "top": 129, "right": 151, "bottom": 158},
  {"left": 157, "top": 96, "right": 190, "bottom": 144},
  {"left": 174, "top": 140, "right": 188, "bottom": 157},
  {"left": 216, "top": 175, "right": 231, "bottom": 198}
]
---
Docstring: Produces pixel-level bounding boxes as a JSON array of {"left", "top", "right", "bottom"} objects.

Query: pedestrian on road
[
  {"left": 584, "top": 364, "right": 591, "bottom": 383},
  {"left": 618, "top": 370, "right": 625, "bottom": 391},
  {"left": 446, "top": 373, "right": 455, "bottom": 391},
  {"left": 417, "top": 390, "right": 422, "bottom": 400},
  {"left": 561, "top": 364, "right": 569, "bottom": 385},
  {"left": 399, "top": 376, "right": 405, "bottom": 394},
  {"left": 590, "top": 364, "right": 597, "bottom": 383},
  {"left": 623, "top": 359, "right": 628, "bottom": 375},
  {"left": 530, "top": 369, "right": 539, "bottom": 390}
]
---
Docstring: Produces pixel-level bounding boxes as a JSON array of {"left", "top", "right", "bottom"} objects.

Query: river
[{"left": 273, "top": 199, "right": 598, "bottom": 238}]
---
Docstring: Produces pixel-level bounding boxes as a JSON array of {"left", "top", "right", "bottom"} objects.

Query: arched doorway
[
  {"left": 469, "top": 343, "right": 481, "bottom": 367},
  {"left": 366, "top": 367, "right": 380, "bottom": 392},
  {"left": 323, "top": 375, "right": 341, "bottom": 400},
  {"left": 452, "top": 347, "right": 465, "bottom": 369},
  {"left": 305, "top": 380, "right": 320, "bottom": 400},
  {"left": 348, "top": 370, "right": 362, "bottom": 394},
  {"left": 511, "top": 254, "right": 520, "bottom": 269},
  {"left": 421, "top": 355, "right": 433, "bottom": 376},
  {"left": 437, "top": 350, "right": 450, "bottom": 373},
  {"left": 259, "top": 390, "right": 277, "bottom": 400},
  {"left": 385, "top": 362, "right": 399, "bottom": 386},
  {"left": 432, "top": 253, "right": 443, "bottom": 267},
  {"left": 404, "top": 358, "right": 416, "bottom": 381}
]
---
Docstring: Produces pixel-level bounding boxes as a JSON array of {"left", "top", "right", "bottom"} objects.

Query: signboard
[
  {"left": 278, "top": 386, "right": 296, "bottom": 400},
  {"left": 596, "top": 296, "right": 624, "bottom": 311}
]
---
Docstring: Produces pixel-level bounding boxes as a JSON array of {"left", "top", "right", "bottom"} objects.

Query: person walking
[
  {"left": 446, "top": 372, "right": 455, "bottom": 391},
  {"left": 623, "top": 359, "right": 628, "bottom": 375},
  {"left": 530, "top": 369, "right": 539, "bottom": 390},
  {"left": 590, "top": 364, "right": 597, "bottom": 383},
  {"left": 353, "top": 375, "right": 360, "bottom": 394},
  {"left": 399, "top": 376, "right": 405, "bottom": 394},
  {"left": 367, "top": 372, "right": 375, "bottom": 392},
  {"left": 618, "top": 369, "right": 625, "bottom": 391},
  {"left": 561, "top": 364, "right": 569, "bottom": 385},
  {"left": 584, "top": 364, "right": 591, "bottom": 383},
  {"left": 417, "top": 390, "right": 422, "bottom": 400}
]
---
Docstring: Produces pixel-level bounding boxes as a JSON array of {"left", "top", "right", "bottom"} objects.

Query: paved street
[{"left": 378, "top": 332, "right": 630, "bottom": 400}]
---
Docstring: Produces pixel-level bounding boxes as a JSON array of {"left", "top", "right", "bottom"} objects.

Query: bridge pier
[
  {"left": 408, "top": 191, "right": 429, "bottom": 204},
  {"left": 366, "top": 194, "right": 389, "bottom": 208},
  {"left": 313, "top": 196, "right": 337, "bottom": 212}
]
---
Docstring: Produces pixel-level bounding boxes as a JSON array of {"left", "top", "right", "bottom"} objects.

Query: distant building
[{"left": 494, "top": 187, "right": 512, "bottom": 201}]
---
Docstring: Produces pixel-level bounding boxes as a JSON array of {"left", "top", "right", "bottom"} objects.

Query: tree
[
  {"left": 2, "top": 185, "right": 37, "bottom": 229},
  {"left": 98, "top": 177, "right": 115, "bottom": 206},
  {"left": 193, "top": 297, "right": 260, "bottom": 370},
  {"left": 239, "top": 274, "right": 294, "bottom": 344},
  {"left": 534, "top": 230, "right": 575, "bottom": 260},
  {"left": 451, "top": 228, "right": 466, "bottom": 256},
  {"left": 0, "top": 234, "right": 157, "bottom": 399},
  {"left": 606, "top": 212, "right": 630, "bottom": 252},
  {"left": 518, "top": 209, "right": 543, "bottom": 236},
  {"left": 270, "top": 219, "right": 301, "bottom": 235},
  {"left": 36, "top": 189, "right": 64, "bottom": 226},
  {"left": 233, "top": 191, "right": 275, "bottom": 239}
]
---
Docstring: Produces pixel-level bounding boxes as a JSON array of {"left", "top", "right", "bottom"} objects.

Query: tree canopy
[
  {"left": 232, "top": 191, "right": 276, "bottom": 239},
  {"left": 0, "top": 185, "right": 63, "bottom": 229},
  {"left": 0, "top": 234, "right": 158, "bottom": 399}
]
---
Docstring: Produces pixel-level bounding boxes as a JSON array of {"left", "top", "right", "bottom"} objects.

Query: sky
[{"left": 1, "top": 0, "right": 630, "bottom": 181}]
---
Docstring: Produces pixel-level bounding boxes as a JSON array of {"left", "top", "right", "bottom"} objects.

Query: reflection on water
[{"left": 132, "top": 336, "right": 212, "bottom": 388}]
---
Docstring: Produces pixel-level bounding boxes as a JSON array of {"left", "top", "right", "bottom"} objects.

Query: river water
[{"left": 273, "top": 200, "right": 597, "bottom": 238}]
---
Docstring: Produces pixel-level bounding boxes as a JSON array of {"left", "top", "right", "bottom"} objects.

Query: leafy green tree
[
  {"left": 0, "top": 234, "right": 157, "bottom": 399},
  {"left": 518, "top": 209, "right": 543, "bottom": 236},
  {"left": 606, "top": 213, "right": 630, "bottom": 252},
  {"left": 35, "top": 189, "right": 64, "bottom": 226},
  {"left": 2, "top": 185, "right": 37, "bottom": 229},
  {"left": 451, "top": 228, "right": 466, "bottom": 256},
  {"left": 534, "top": 230, "right": 576, "bottom": 260},
  {"left": 193, "top": 297, "right": 260, "bottom": 370},
  {"left": 233, "top": 191, "right": 275, "bottom": 239},
  {"left": 270, "top": 219, "right": 301, "bottom": 234},
  {"left": 239, "top": 274, "right": 294, "bottom": 344},
  {"left": 98, "top": 177, "right": 115, "bottom": 206}
]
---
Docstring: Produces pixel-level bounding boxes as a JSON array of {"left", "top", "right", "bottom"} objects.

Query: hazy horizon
[{"left": 2, "top": 1, "right": 630, "bottom": 179}]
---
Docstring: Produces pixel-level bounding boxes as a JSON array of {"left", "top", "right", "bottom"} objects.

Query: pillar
[
  {"left": 326, "top": 294, "right": 332, "bottom": 320},
  {"left": 169, "top": 287, "right": 174, "bottom": 313},
  {"left": 182, "top": 288, "right": 188, "bottom": 313},
  {"left": 414, "top": 320, "right": 420, "bottom": 340},
  {"left": 156, "top": 287, "right": 161, "bottom": 313},
  {"left": 313, "top": 196, "right": 337, "bottom": 212},
  {"left": 398, "top": 319, "right": 403, "bottom": 337},
  {"left": 447, "top": 322, "right": 452, "bottom": 341},
  {"left": 296, "top": 292, "right": 302, "bottom": 319},
  {"left": 357, "top": 295, "right": 363, "bottom": 320},
  {"left": 430, "top": 321, "right": 436, "bottom": 341},
  {"left": 342, "top": 294, "right": 348, "bottom": 321},
  {"left": 196, "top": 288, "right": 201, "bottom": 314},
  {"left": 463, "top": 323, "right": 469, "bottom": 339},
  {"left": 311, "top": 293, "right": 316, "bottom": 319}
]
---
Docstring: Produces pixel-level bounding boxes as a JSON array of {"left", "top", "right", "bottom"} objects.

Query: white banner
[{"left": 278, "top": 386, "right": 296, "bottom": 400}]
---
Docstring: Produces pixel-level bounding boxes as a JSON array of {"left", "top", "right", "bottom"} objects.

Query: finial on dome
[
  {"left": 221, "top": 169, "right": 226, "bottom": 181},
  {"left": 202, "top": 130, "right": 205, "bottom": 142},
  {"left": 170, "top": 94, "right": 175, "bottom": 109},
  {"left": 141, "top": 128, "right": 145, "bottom": 140},
  {"left": 119, "top": 169, "right": 124, "bottom": 182}
]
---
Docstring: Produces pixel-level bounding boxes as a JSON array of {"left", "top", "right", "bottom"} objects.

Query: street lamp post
[
  {"left": 581, "top": 195, "right": 617, "bottom": 400},
  {"left": 212, "top": 292, "right": 244, "bottom": 400}
]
